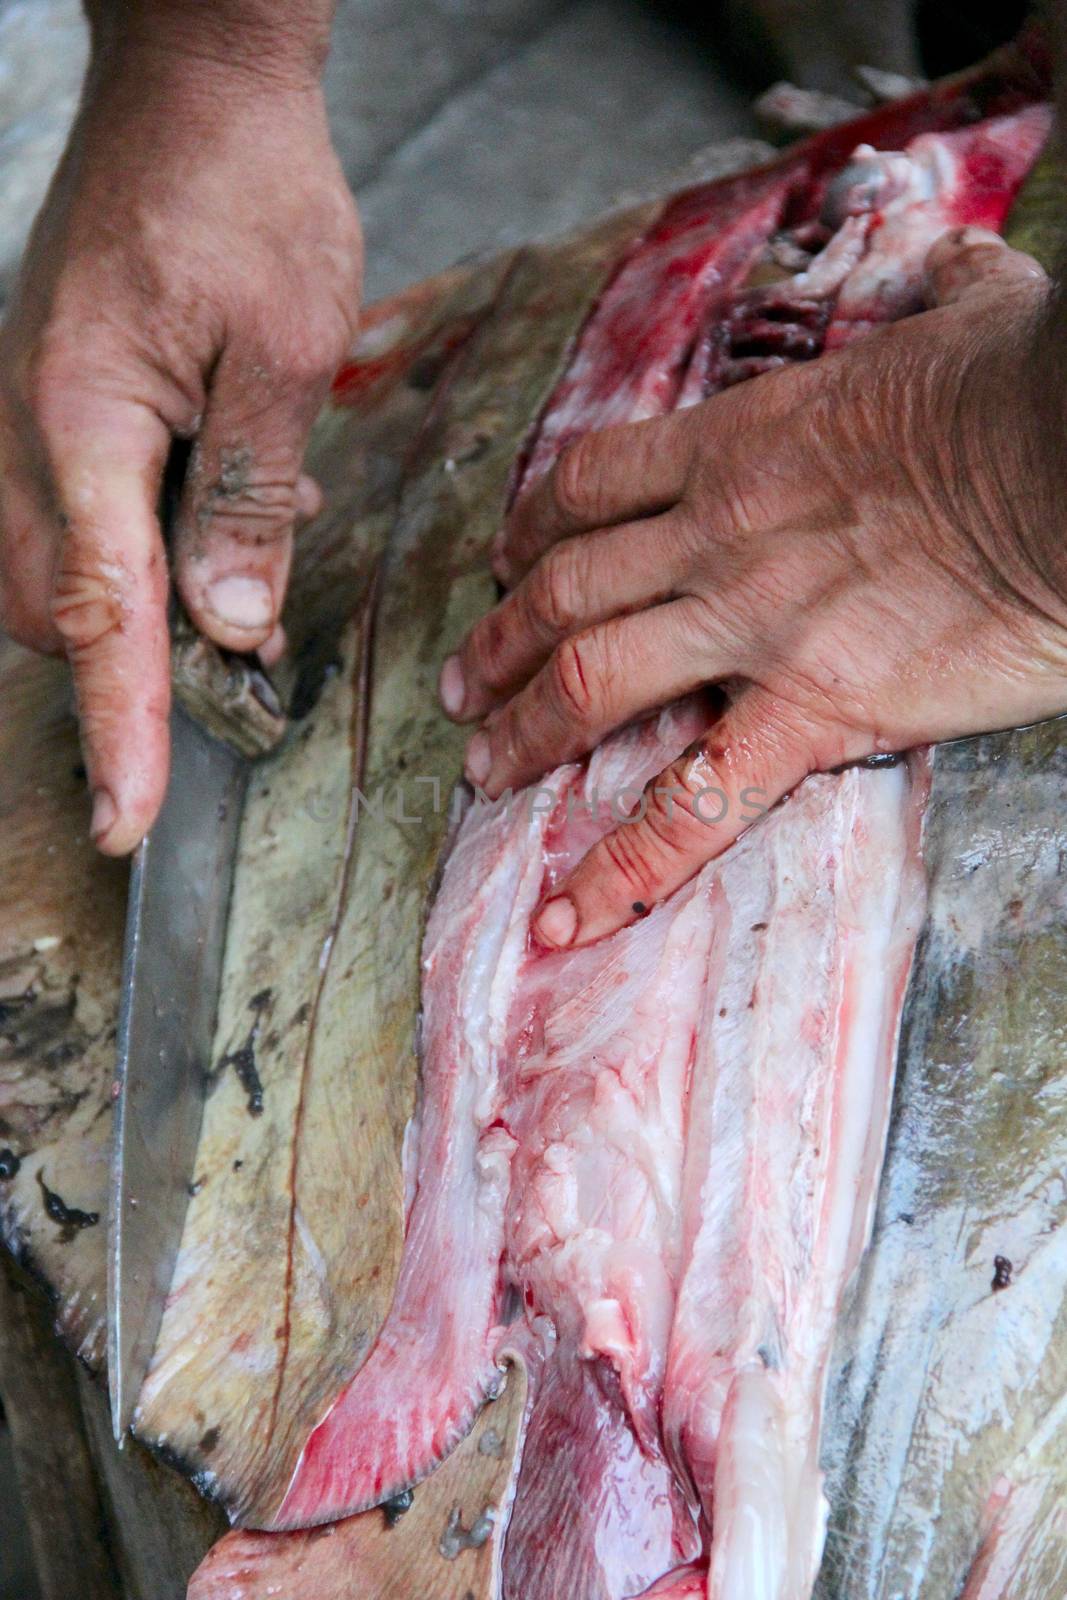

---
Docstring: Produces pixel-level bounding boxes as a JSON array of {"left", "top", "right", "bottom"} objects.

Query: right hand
[{"left": 0, "top": 27, "right": 363, "bottom": 853}]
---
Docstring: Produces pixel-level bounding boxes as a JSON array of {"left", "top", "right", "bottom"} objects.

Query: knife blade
[
  {"left": 107, "top": 590, "right": 288, "bottom": 1441},
  {"left": 108, "top": 704, "right": 247, "bottom": 1439}
]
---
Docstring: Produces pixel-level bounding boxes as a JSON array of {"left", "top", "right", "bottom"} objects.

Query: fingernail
[
  {"left": 465, "top": 730, "right": 491, "bottom": 787},
  {"left": 534, "top": 896, "right": 577, "bottom": 950},
  {"left": 439, "top": 655, "right": 466, "bottom": 717},
  {"left": 204, "top": 574, "right": 274, "bottom": 632},
  {"left": 90, "top": 788, "right": 117, "bottom": 844}
]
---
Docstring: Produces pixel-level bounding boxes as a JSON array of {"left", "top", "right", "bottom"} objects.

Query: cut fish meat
[
  {"left": 678, "top": 104, "right": 1050, "bottom": 401},
  {"left": 273, "top": 697, "right": 927, "bottom": 1600},
  {"left": 827, "top": 104, "right": 1052, "bottom": 341},
  {"left": 661, "top": 761, "right": 927, "bottom": 1600},
  {"left": 192, "top": 88, "right": 1051, "bottom": 1600},
  {"left": 521, "top": 177, "right": 794, "bottom": 479}
]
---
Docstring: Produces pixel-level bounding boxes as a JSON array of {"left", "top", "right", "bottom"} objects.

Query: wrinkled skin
[
  {"left": 0, "top": 13, "right": 362, "bottom": 854},
  {"left": 441, "top": 232, "right": 1067, "bottom": 949}
]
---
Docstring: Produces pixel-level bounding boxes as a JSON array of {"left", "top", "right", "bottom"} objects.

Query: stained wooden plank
[
  {"left": 0, "top": 1254, "right": 119, "bottom": 1600},
  {"left": 77, "top": 1369, "right": 227, "bottom": 1600}
]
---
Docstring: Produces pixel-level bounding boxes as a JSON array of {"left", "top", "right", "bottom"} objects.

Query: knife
[{"left": 108, "top": 578, "right": 286, "bottom": 1441}]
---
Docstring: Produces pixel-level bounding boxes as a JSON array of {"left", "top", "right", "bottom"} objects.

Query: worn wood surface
[{"left": 0, "top": 1254, "right": 119, "bottom": 1600}]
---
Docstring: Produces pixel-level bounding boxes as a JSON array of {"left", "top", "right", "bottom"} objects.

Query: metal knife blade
[{"left": 107, "top": 704, "right": 247, "bottom": 1439}]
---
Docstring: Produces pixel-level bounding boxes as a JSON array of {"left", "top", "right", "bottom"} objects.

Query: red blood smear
[{"left": 519, "top": 177, "right": 798, "bottom": 485}]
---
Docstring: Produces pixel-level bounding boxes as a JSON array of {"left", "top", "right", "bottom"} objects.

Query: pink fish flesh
[{"left": 192, "top": 95, "right": 1049, "bottom": 1600}]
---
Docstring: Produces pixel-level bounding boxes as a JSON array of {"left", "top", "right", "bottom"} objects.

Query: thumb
[
  {"left": 47, "top": 396, "right": 172, "bottom": 854},
  {"left": 533, "top": 692, "right": 820, "bottom": 950},
  {"left": 923, "top": 225, "right": 1047, "bottom": 309},
  {"left": 173, "top": 344, "right": 325, "bottom": 652}
]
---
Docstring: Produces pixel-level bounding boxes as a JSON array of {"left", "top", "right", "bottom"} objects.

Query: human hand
[
  {"left": 0, "top": 19, "right": 362, "bottom": 852},
  {"left": 441, "top": 229, "right": 1067, "bottom": 948}
]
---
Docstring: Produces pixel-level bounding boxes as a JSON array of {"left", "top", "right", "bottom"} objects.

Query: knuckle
[
  {"left": 191, "top": 445, "right": 300, "bottom": 547},
  {"left": 528, "top": 547, "right": 580, "bottom": 636},
  {"left": 251, "top": 316, "right": 348, "bottom": 396},
  {"left": 50, "top": 536, "right": 162, "bottom": 655},
  {"left": 599, "top": 826, "right": 662, "bottom": 898},
  {"left": 549, "top": 633, "right": 598, "bottom": 722},
  {"left": 552, "top": 437, "right": 600, "bottom": 525},
  {"left": 646, "top": 770, "right": 710, "bottom": 848},
  {"left": 51, "top": 565, "right": 129, "bottom": 654},
  {"left": 281, "top": 339, "right": 337, "bottom": 394}
]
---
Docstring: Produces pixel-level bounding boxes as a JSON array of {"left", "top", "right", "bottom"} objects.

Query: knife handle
[{"left": 171, "top": 604, "right": 287, "bottom": 760}]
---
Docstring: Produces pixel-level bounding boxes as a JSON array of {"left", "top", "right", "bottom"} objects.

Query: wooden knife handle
[{"left": 171, "top": 605, "right": 287, "bottom": 760}]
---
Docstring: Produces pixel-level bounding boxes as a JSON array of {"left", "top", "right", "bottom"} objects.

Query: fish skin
[
  {"left": 134, "top": 258, "right": 518, "bottom": 1525},
  {"left": 814, "top": 721, "right": 1067, "bottom": 1600},
  {"left": 146, "top": 72, "right": 1057, "bottom": 1541},
  {"left": 272, "top": 765, "right": 565, "bottom": 1524},
  {"left": 188, "top": 1358, "right": 534, "bottom": 1600}
]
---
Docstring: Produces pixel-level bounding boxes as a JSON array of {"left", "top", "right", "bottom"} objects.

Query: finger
[
  {"left": 295, "top": 472, "right": 323, "bottom": 521},
  {"left": 174, "top": 347, "right": 327, "bottom": 652},
  {"left": 923, "top": 226, "right": 1046, "bottom": 308},
  {"left": 463, "top": 598, "right": 731, "bottom": 796},
  {"left": 496, "top": 409, "right": 695, "bottom": 587},
  {"left": 44, "top": 397, "right": 172, "bottom": 854},
  {"left": 0, "top": 459, "right": 63, "bottom": 653},
  {"left": 533, "top": 690, "right": 819, "bottom": 950},
  {"left": 442, "top": 512, "right": 686, "bottom": 722},
  {"left": 257, "top": 622, "right": 287, "bottom": 668}
]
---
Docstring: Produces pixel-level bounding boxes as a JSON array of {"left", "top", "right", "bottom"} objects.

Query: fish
[{"left": 188, "top": 91, "right": 1050, "bottom": 1600}]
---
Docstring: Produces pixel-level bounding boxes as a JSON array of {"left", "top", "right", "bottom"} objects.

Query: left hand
[{"left": 439, "top": 229, "right": 1067, "bottom": 949}]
